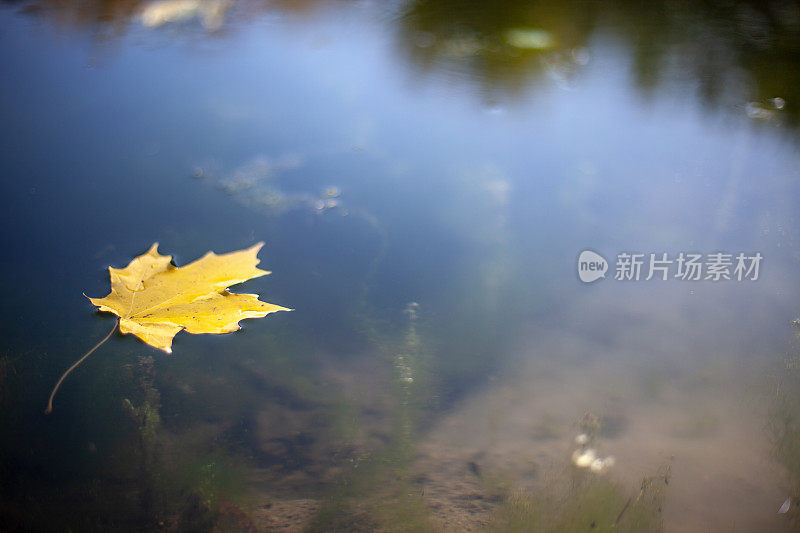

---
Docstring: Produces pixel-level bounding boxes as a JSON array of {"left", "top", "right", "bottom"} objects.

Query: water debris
[
  {"left": 571, "top": 415, "right": 615, "bottom": 474},
  {"left": 574, "top": 433, "right": 589, "bottom": 446},
  {"left": 589, "top": 456, "right": 616, "bottom": 474},
  {"left": 571, "top": 448, "right": 615, "bottom": 474},
  {"left": 779, "top": 497, "right": 791, "bottom": 514},
  {"left": 219, "top": 155, "right": 292, "bottom": 193},
  {"left": 745, "top": 98, "right": 786, "bottom": 121},
  {"left": 504, "top": 28, "right": 554, "bottom": 50},
  {"left": 140, "top": 0, "right": 230, "bottom": 30},
  {"left": 203, "top": 154, "right": 349, "bottom": 217},
  {"left": 571, "top": 447, "right": 597, "bottom": 468},
  {"left": 746, "top": 102, "right": 776, "bottom": 120}
]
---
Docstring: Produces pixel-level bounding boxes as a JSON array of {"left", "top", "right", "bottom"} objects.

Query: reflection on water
[
  {"left": 140, "top": 0, "right": 230, "bottom": 30},
  {"left": 6, "top": 0, "right": 799, "bottom": 126},
  {"left": 0, "top": 0, "right": 799, "bottom": 531},
  {"left": 399, "top": 0, "right": 800, "bottom": 125}
]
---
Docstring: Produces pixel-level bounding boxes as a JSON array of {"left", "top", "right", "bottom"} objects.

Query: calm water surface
[{"left": 1, "top": 1, "right": 799, "bottom": 531}]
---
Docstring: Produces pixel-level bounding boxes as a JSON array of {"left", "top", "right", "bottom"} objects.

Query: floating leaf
[
  {"left": 46, "top": 242, "right": 289, "bottom": 413},
  {"left": 89, "top": 242, "right": 289, "bottom": 353}
]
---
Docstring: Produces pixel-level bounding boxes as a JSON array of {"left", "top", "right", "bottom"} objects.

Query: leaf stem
[{"left": 45, "top": 319, "right": 118, "bottom": 415}]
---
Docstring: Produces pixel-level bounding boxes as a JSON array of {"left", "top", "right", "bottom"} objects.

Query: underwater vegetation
[
  {"left": 303, "top": 302, "right": 437, "bottom": 532},
  {"left": 119, "top": 353, "right": 255, "bottom": 531},
  {"left": 494, "top": 466, "right": 669, "bottom": 533},
  {"left": 122, "top": 355, "right": 164, "bottom": 522},
  {"left": 486, "top": 412, "right": 669, "bottom": 532},
  {"left": 769, "top": 319, "right": 800, "bottom": 525}
]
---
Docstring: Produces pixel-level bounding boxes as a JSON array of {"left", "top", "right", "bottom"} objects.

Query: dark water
[{"left": 1, "top": 1, "right": 799, "bottom": 531}]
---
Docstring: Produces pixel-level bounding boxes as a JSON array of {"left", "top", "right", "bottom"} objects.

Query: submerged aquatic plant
[
  {"left": 494, "top": 464, "right": 669, "bottom": 532},
  {"left": 769, "top": 319, "right": 800, "bottom": 524},
  {"left": 306, "top": 302, "right": 435, "bottom": 531},
  {"left": 122, "top": 355, "right": 164, "bottom": 521}
]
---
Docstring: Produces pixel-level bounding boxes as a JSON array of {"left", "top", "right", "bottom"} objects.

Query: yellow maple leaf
[
  {"left": 45, "top": 242, "right": 289, "bottom": 413},
  {"left": 89, "top": 241, "right": 289, "bottom": 353}
]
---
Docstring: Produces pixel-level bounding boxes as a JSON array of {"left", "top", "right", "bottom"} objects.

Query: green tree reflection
[
  {"left": 397, "top": 0, "right": 800, "bottom": 125},
  {"left": 4, "top": 0, "right": 798, "bottom": 125}
]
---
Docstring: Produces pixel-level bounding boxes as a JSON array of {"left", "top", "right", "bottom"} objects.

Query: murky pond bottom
[
  {"left": 412, "top": 347, "right": 784, "bottom": 532},
  {"left": 151, "top": 312, "right": 792, "bottom": 533},
  {"left": 224, "top": 293, "right": 796, "bottom": 532}
]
